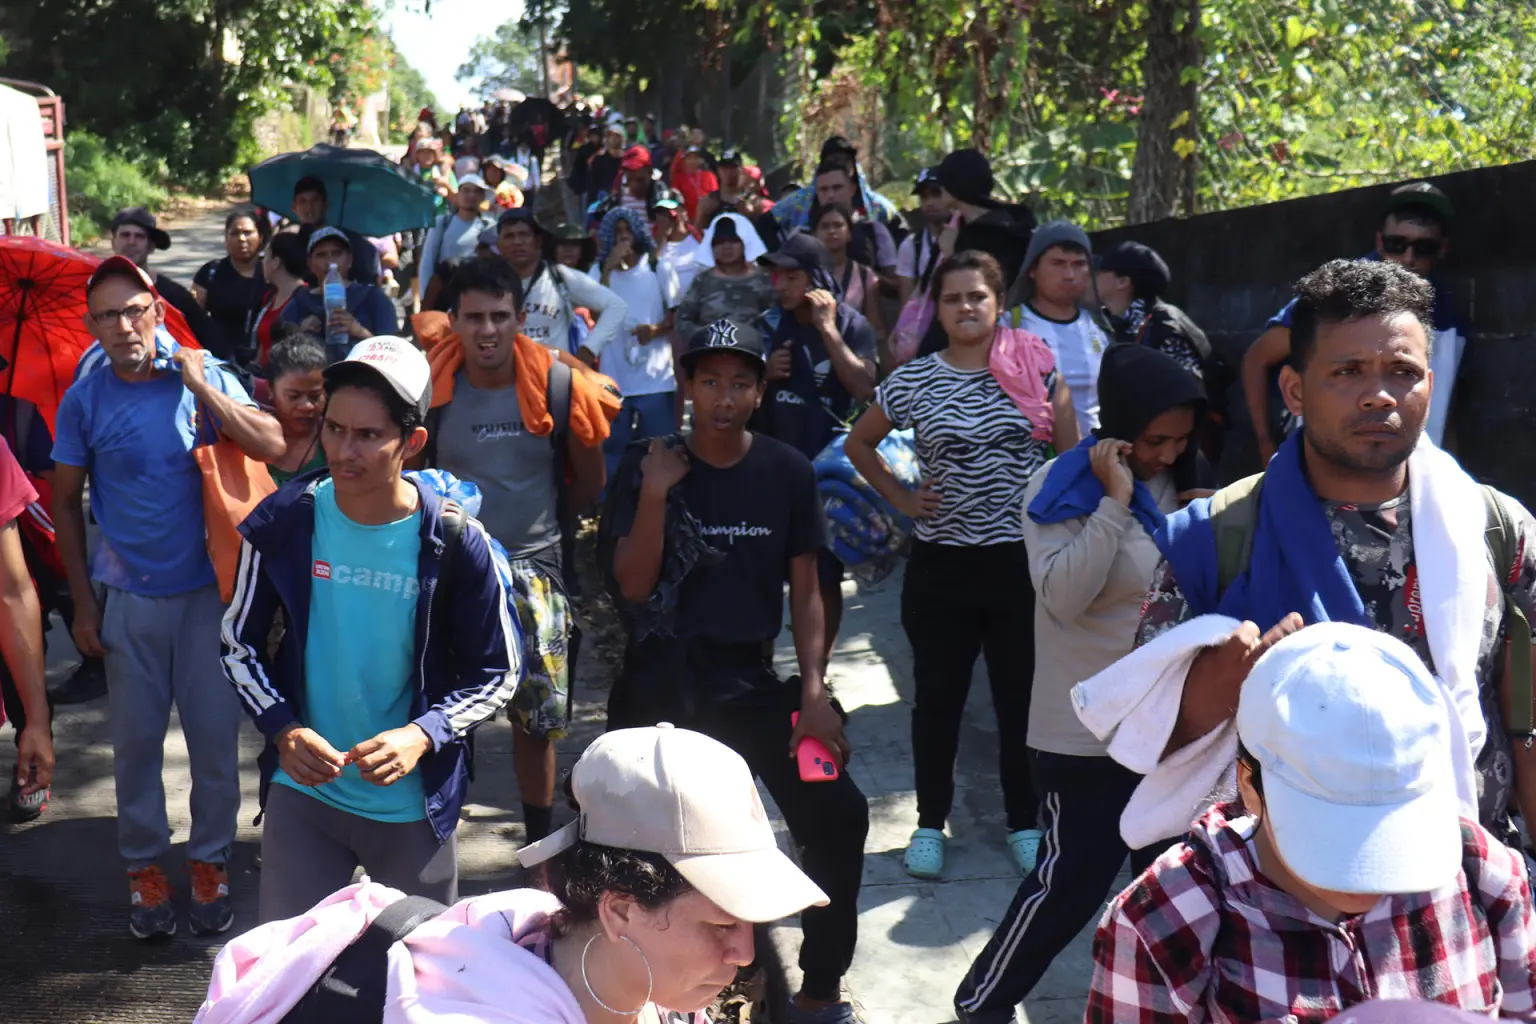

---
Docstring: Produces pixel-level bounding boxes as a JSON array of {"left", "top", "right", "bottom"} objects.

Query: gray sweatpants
[
  {"left": 103, "top": 583, "right": 244, "bottom": 868},
  {"left": 258, "top": 782, "right": 458, "bottom": 923}
]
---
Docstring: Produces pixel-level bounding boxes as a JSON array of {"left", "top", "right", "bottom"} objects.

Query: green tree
[
  {"left": 1, "top": 0, "right": 408, "bottom": 189},
  {"left": 458, "top": 22, "right": 544, "bottom": 100}
]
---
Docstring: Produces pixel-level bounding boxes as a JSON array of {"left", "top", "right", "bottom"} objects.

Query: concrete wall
[{"left": 1089, "top": 159, "right": 1536, "bottom": 508}]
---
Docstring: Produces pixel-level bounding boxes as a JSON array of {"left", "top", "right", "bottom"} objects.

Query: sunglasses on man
[{"left": 1380, "top": 234, "right": 1443, "bottom": 259}]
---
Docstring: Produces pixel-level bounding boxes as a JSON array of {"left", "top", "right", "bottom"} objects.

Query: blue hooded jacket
[{"left": 220, "top": 471, "right": 522, "bottom": 843}]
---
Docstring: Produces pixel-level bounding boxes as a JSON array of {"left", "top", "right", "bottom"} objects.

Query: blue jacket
[{"left": 220, "top": 471, "right": 522, "bottom": 843}]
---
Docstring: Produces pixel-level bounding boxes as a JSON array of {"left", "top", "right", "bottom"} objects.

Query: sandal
[
  {"left": 903, "top": 828, "right": 947, "bottom": 879},
  {"left": 1007, "top": 828, "right": 1045, "bottom": 876}
]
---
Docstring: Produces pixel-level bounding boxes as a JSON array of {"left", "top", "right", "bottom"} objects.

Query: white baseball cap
[
  {"left": 456, "top": 173, "right": 489, "bottom": 192},
  {"left": 518, "top": 724, "right": 829, "bottom": 923},
  {"left": 323, "top": 336, "right": 432, "bottom": 419},
  {"left": 1236, "top": 623, "right": 1461, "bottom": 895}
]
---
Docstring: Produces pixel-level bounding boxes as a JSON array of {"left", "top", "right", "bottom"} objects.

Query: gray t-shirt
[{"left": 435, "top": 375, "right": 560, "bottom": 562}]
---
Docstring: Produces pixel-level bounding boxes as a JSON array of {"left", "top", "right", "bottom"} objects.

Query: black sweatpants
[
  {"left": 902, "top": 539, "right": 1037, "bottom": 833},
  {"left": 608, "top": 643, "right": 869, "bottom": 1002},
  {"left": 952, "top": 750, "right": 1174, "bottom": 1021}
]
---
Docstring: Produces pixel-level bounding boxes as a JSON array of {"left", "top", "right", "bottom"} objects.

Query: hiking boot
[
  {"left": 50, "top": 657, "right": 107, "bottom": 705},
  {"left": 187, "top": 860, "right": 234, "bottom": 936},
  {"left": 7, "top": 782, "right": 49, "bottom": 823},
  {"left": 127, "top": 865, "right": 176, "bottom": 940}
]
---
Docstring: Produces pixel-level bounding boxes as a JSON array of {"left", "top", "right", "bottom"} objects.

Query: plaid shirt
[{"left": 1088, "top": 805, "right": 1536, "bottom": 1023}]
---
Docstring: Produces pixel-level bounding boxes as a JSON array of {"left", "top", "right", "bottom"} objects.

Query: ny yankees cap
[{"left": 679, "top": 318, "right": 766, "bottom": 370}]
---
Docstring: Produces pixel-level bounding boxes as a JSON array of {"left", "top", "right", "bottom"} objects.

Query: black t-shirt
[
  {"left": 193, "top": 257, "right": 266, "bottom": 360},
  {"left": 154, "top": 272, "right": 230, "bottom": 359},
  {"left": 756, "top": 303, "right": 878, "bottom": 460},
  {"left": 608, "top": 434, "right": 828, "bottom": 644}
]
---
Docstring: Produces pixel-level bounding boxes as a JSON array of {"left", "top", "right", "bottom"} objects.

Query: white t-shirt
[
  {"left": 895, "top": 229, "right": 941, "bottom": 284},
  {"left": 1013, "top": 305, "right": 1108, "bottom": 437},
  {"left": 658, "top": 236, "right": 703, "bottom": 309},
  {"left": 876, "top": 352, "right": 1057, "bottom": 547},
  {"left": 588, "top": 261, "right": 676, "bottom": 397}
]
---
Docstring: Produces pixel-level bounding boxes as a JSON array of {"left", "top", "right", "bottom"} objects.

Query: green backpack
[{"left": 1210, "top": 474, "right": 1534, "bottom": 743}]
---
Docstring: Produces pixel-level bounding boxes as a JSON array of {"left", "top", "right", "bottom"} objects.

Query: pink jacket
[{"left": 196, "top": 881, "right": 705, "bottom": 1023}]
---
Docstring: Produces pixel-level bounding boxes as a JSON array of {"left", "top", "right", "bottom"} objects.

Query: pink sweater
[{"left": 196, "top": 881, "right": 706, "bottom": 1023}]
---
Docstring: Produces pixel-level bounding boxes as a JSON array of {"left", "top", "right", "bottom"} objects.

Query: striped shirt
[{"left": 876, "top": 352, "right": 1056, "bottom": 547}]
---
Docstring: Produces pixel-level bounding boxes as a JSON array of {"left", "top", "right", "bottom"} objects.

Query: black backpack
[{"left": 280, "top": 895, "right": 448, "bottom": 1023}]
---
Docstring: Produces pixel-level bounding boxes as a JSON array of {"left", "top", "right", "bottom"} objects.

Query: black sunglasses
[{"left": 1380, "top": 234, "right": 1443, "bottom": 259}]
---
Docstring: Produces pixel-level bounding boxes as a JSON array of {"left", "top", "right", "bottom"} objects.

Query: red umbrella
[{"left": 0, "top": 236, "right": 198, "bottom": 436}]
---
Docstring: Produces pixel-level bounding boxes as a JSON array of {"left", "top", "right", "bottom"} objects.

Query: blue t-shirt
[
  {"left": 51, "top": 348, "right": 256, "bottom": 596},
  {"left": 274, "top": 478, "right": 425, "bottom": 823}
]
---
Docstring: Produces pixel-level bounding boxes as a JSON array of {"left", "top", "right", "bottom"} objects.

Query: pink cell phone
[{"left": 791, "top": 712, "right": 840, "bottom": 782}]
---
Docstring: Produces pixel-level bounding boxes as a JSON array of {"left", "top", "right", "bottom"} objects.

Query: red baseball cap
[{"left": 86, "top": 255, "right": 159, "bottom": 300}]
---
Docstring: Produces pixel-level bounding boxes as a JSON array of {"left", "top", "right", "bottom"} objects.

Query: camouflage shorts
[{"left": 508, "top": 558, "right": 572, "bottom": 739}]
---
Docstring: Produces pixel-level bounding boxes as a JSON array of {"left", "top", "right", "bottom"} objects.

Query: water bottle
[{"left": 323, "top": 264, "right": 349, "bottom": 360}]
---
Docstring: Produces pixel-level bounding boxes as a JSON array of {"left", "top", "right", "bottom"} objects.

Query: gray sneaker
[{"left": 127, "top": 866, "right": 177, "bottom": 940}]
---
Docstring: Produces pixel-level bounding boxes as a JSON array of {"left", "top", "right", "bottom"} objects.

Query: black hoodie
[{"left": 1096, "top": 343, "right": 1210, "bottom": 493}]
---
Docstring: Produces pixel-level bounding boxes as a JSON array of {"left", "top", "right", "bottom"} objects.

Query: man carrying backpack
[
  {"left": 221, "top": 337, "right": 521, "bottom": 923},
  {"left": 494, "top": 208, "right": 627, "bottom": 362},
  {"left": 417, "top": 174, "right": 498, "bottom": 311},
  {"left": 424, "top": 258, "right": 607, "bottom": 846},
  {"left": 1110, "top": 260, "right": 1536, "bottom": 895}
]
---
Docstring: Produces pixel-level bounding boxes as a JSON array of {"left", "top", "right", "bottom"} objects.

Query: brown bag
[{"left": 193, "top": 403, "right": 277, "bottom": 602}]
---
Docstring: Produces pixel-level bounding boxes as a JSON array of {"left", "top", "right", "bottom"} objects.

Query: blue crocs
[
  {"left": 1007, "top": 828, "right": 1045, "bottom": 876},
  {"left": 903, "top": 827, "right": 947, "bottom": 879}
]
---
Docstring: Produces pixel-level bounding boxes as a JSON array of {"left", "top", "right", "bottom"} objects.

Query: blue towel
[
  {"left": 1027, "top": 436, "right": 1165, "bottom": 537},
  {"left": 1155, "top": 430, "right": 1370, "bottom": 630}
]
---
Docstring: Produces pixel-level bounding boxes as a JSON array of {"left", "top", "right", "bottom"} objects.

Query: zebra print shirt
[{"left": 877, "top": 352, "right": 1057, "bottom": 547}]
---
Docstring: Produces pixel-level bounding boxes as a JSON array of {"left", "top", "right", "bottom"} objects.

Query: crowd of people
[{"left": 0, "top": 99, "right": 1530, "bottom": 1024}]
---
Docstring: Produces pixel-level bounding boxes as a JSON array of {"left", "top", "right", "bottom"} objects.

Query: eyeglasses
[
  {"left": 88, "top": 303, "right": 154, "bottom": 328},
  {"left": 1380, "top": 234, "right": 1443, "bottom": 259}
]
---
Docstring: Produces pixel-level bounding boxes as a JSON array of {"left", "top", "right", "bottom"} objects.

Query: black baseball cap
[
  {"left": 680, "top": 319, "right": 766, "bottom": 370},
  {"left": 1095, "top": 241, "right": 1172, "bottom": 299},
  {"left": 719, "top": 149, "right": 742, "bottom": 165},
  {"left": 913, "top": 168, "right": 942, "bottom": 195},
  {"left": 1384, "top": 181, "right": 1454, "bottom": 226},
  {"left": 111, "top": 207, "right": 171, "bottom": 250},
  {"left": 759, "top": 232, "right": 829, "bottom": 274}
]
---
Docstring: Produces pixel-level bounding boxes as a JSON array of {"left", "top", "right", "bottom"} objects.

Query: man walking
[
  {"left": 108, "top": 207, "right": 224, "bottom": 357},
  {"left": 53, "top": 256, "right": 284, "bottom": 939},
  {"left": 222, "top": 337, "right": 521, "bottom": 922},
  {"left": 494, "top": 209, "right": 627, "bottom": 362},
  {"left": 417, "top": 173, "right": 497, "bottom": 309},
  {"left": 429, "top": 259, "right": 605, "bottom": 844}
]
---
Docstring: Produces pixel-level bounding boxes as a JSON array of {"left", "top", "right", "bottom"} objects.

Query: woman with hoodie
[
  {"left": 952, "top": 344, "right": 1208, "bottom": 1024},
  {"left": 845, "top": 251, "right": 1078, "bottom": 885},
  {"left": 196, "top": 726, "right": 830, "bottom": 1024}
]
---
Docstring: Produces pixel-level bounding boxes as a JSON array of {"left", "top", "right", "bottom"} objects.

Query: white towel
[
  {"left": 1072, "top": 437, "right": 1489, "bottom": 849},
  {"left": 1073, "top": 616, "right": 1242, "bottom": 849}
]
